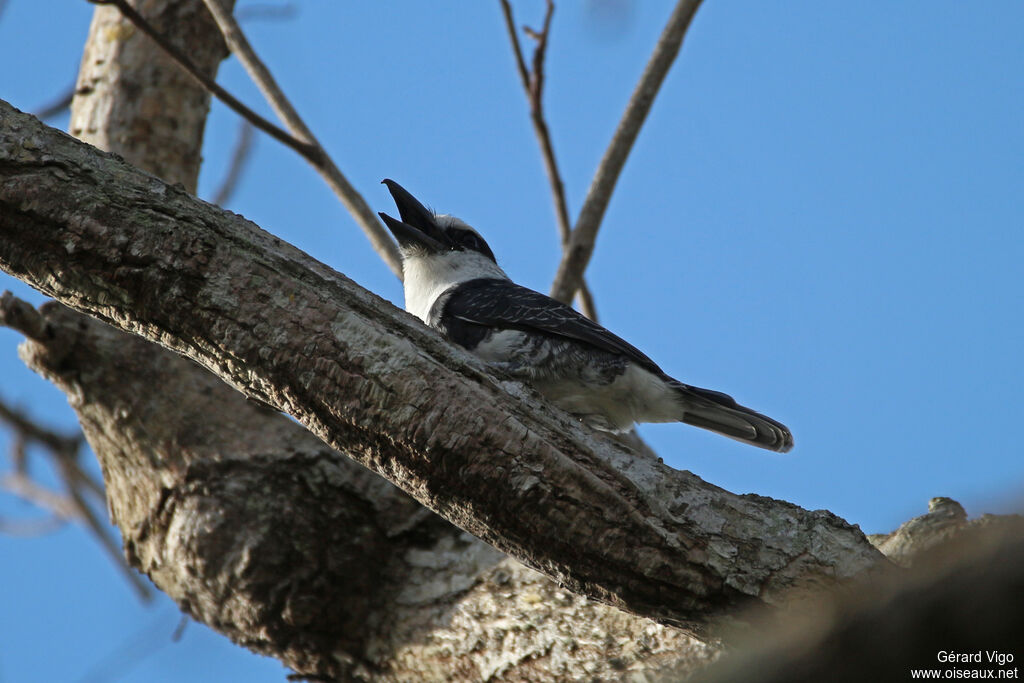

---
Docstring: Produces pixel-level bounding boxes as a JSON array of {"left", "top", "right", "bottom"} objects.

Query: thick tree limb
[
  {"left": 21, "top": 5, "right": 715, "bottom": 676},
  {"left": 696, "top": 507, "right": 1024, "bottom": 683},
  {"left": 549, "top": 0, "right": 702, "bottom": 304},
  {"left": 0, "top": 99, "right": 883, "bottom": 634},
  {"left": 5, "top": 295, "right": 714, "bottom": 681}
]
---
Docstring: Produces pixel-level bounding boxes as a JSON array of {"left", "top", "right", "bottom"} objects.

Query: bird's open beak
[{"left": 379, "top": 179, "right": 448, "bottom": 253}]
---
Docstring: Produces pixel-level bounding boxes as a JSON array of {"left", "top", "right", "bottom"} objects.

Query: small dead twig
[
  {"left": 85, "top": 0, "right": 318, "bottom": 160},
  {"left": 235, "top": 2, "right": 297, "bottom": 22},
  {"left": 58, "top": 455, "right": 154, "bottom": 601},
  {"left": 34, "top": 83, "right": 76, "bottom": 121},
  {"left": 499, "top": 0, "right": 599, "bottom": 320},
  {"left": 0, "top": 514, "right": 67, "bottom": 536},
  {"left": 211, "top": 120, "right": 255, "bottom": 206},
  {"left": 0, "top": 371, "right": 152, "bottom": 601},
  {"left": 549, "top": 0, "right": 702, "bottom": 304}
]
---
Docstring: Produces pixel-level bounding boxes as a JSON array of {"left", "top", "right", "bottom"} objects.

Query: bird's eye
[{"left": 449, "top": 229, "right": 481, "bottom": 252}]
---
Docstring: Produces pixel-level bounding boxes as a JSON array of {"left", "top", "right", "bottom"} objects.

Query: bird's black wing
[
  {"left": 441, "top": 278, "right": 664, "bottom": 374},
  {"left": 442, "top": 279, "right": 793, "bottom": 452}
]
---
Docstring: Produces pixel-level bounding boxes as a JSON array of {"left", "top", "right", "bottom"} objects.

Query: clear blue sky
[{"left": 2, "top": 1, "right": 1022, "bottom": 681}]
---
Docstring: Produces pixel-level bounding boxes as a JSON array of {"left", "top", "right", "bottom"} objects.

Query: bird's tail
[{"left": 670, "top": 381, "right": 793, "bottom": 452}]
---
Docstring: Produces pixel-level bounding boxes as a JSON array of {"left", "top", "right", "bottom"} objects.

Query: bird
[{"left": 378, "top": 179, "right": 793, "bottom": 452}]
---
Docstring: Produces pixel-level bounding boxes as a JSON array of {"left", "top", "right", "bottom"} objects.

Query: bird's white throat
[{"left": 402, "top": 249, "right": 508, "bottom": 323}]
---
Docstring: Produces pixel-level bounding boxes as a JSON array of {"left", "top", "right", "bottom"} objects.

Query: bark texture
[
  {"left": 2, "top": 294, "right": 716, "bottom": 680},
  {"left": 24, "top": 8, "right": 716, "bottom": 677},
  {"left": 694, "top": 506, "right": 1024, "bottom": 683},
  {"left": 71, "top": 0, "right": 232, "bottom": 193},
  {"left": 0, "top": 99, "right": 884, "bottom": 636}
]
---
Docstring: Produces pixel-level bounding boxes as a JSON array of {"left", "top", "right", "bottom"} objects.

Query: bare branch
[
  {"left": 0, "top": 390, "right": 151, "bottom": 599},
  {"left": 235, "top": 2, "right": 296, "bottom": 22},
  {"left": 84, "top": 0, "right": 403, "bottom": 276},
  {"left": 198, "top": 0, "right": 403, "bottom": 275},
  {"left": 549, "top": 0, "right": 702, "bottom": 304},
  {"left": 0, "top": 100, "right": 884, "bottom": 633},
  {"left": 0, "top": 396, "right": 80, "bottom": 456},
  {"left": 4, "top": 291, "right": 715, "bottom": 679},
  {"left": 59, "top": 457, "right": 154, "bottom": 601},
  {"left": 499, "top": 0, "right": 599, "bottom": 320},
  {"left": 83, "top": 0, "right": 315, "bottom": 159},
  {"left": 34, "top": 83, "right": 76, "bottom": 121},
  {"left": 0, "top": 514, "right": 67, "bottom": 536},
  {"left": 0, "top": 290, "right": 49, "bottom": 340},
  {"left": 1, "top": 472, "right": 79, "bottom": 518},
  {"left": 210, "top": 120, "right": 255, "bottom": 206}
]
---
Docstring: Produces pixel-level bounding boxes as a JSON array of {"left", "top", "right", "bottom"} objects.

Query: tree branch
[
  {"left": 549, "top": 0, "right": 702, "bottom": 304},
  {"left": 210, "top": 120, "right": 255, "bottom": 206},
  {"left": 5, "top": 295, "right": 713, "bottom": 680},
  {"left": 33, "top": 82, "right": 76, "bottom": 121},
  {"left": 0, "top": 100, "right": 884, "bottom": 634},
  {"left": 85, "top": 0, "right": 403, "bottom": 277},
  {"left": 499, "top": 0, "right": 599, "bottom": 320},
  {"left": 198, "top": 0, "right": 403, "bottom": 276},
  {"left": 0, "top": 388, "right": 152, "bottom": 600},
  {"left": 83, "top": 0, "right": 315, "bottom": 160}
]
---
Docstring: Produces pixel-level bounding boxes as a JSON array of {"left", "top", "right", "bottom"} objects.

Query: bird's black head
[{"left": 379, "top": 179, "right": 497, "bottom": 263}]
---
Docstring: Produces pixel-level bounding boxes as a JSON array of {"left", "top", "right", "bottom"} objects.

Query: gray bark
[
  {"left": 0, "top": 98, "right": 883, "bottom": 636},
  {"left": 13, "top": 4, "right": 717, "bottom": 677},
  {"left": 71, "top": 0, "right": 231, "bottom": 193},
  {"left": 2, "top": 291, "right": 718, "bottom": 680}
]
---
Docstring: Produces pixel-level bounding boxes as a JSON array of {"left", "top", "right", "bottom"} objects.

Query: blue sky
[{"left": 1, "top": 1, "right": 1022, "bottom": 681}]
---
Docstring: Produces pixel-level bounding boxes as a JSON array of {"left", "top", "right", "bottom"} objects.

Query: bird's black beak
[{"left": 379, "top": 179, "right": 448, "bottom": 253}]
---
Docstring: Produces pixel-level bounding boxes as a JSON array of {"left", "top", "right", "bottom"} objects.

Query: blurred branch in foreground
[{"left": 210, "top": 120, "right": 256, "bottom": 206}]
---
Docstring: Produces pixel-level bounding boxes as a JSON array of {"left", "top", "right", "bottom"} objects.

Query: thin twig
[
  {"left": 0, "top": 514, "right": 67, "bottom": 536},
  {"left": 34, "top": 83, "right": 76, "bottom": 121},
  {"left": 499, "top": 0, "right": 598, "bottom": 320},
  {"left": 199, "top": 0, "right": 403, "bottom": 276},
  {"left": 0, "top": 388, "right": 152, "bottom": 601},
  {"left": 0, "top": 397, "right": 81, "bottom": 456},
  {"left": 1, "top": 472, "right": 79, "bottom": 518},
  {"left": 85, "top": 0, "right": 318, "bottom": 159},
  {"left": 58, "top": 457, "right": 154, "bottom": 601},
  {"left": 211, "top": 120, "right": 255, "bottom": 206},
  {"left": 549, "top": 0, "right": 702, "bottom": 304},
  {"left": 85, "top": 0, "right": 403, "bottom": 276},
  {"left": 235, "top": 2, "right": 297, "bottom": 22}
]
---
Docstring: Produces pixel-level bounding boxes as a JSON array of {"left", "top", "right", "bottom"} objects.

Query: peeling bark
[{"left": 0, "top": 100, "right": 885, "bottom": 642}]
